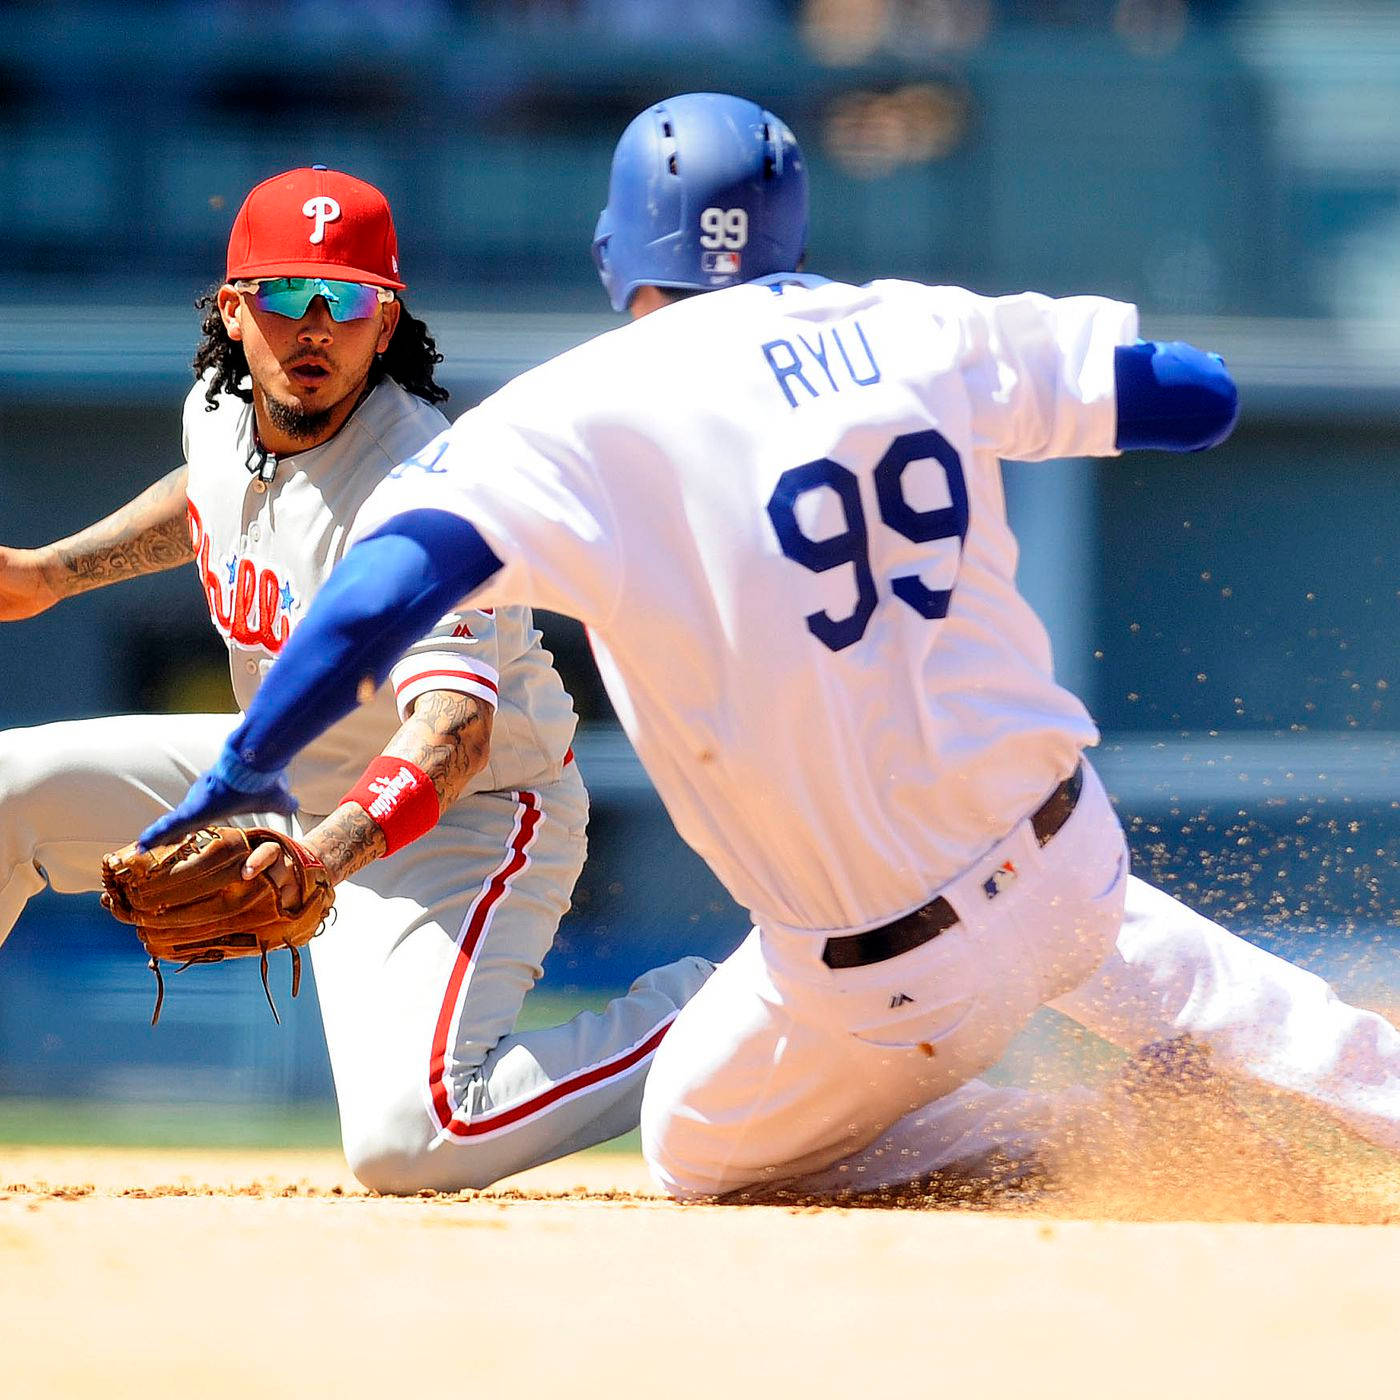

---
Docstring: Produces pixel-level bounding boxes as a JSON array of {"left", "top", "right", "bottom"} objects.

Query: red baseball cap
[{"left": 225, "top": 166, "right": 406, "bottom": 289}]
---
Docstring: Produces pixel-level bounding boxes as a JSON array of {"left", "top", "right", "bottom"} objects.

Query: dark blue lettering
[{"left": 767, "top": 428, "right": 967, "bottom": 649}]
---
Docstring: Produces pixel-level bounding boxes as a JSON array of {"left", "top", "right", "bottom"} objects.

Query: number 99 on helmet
[{"left": 592, "top": 92, "right": 809, "bottom": 314}]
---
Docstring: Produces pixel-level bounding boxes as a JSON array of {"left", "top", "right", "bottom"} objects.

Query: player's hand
[
  {"left": 139, "top": 765, "right": 298, "bottom": 851},
  {"left": 0, "top": 546, "right": 61, "bottom": 622},
  {"left": 239, "top": 830, "right": 352, "bottom": 895},
  {"left": 241, "top": 837, "right": 321, "bottom": 899}
]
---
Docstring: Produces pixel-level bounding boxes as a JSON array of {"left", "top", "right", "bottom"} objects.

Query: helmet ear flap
[{"left": 591, "top": 208, "right": 615, "bottom": 302}]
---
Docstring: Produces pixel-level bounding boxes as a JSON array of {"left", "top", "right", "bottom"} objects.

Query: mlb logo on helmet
[
  {"left": 225, "top": 165, "right": 407, "bottom": 289},
  {"left": 701, "top": 251, "right": 742, "bottom": 275}
]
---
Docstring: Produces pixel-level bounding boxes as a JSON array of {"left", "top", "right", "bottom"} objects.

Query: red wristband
[{"left": 344, "top": 757, "right": 440, "bottom": 856}]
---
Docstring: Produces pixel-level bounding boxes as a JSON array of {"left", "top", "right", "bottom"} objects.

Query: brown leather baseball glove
[{"left": 100, "top": 826, "right": 335, "bottom": 1025}]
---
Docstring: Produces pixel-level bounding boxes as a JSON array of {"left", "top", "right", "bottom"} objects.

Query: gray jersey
[
  {"left": 182, "top": 376, "right": 577, "bottom": 814},
  {"left": 0, "top": 373, "right": 712, "bottom": 1200}
]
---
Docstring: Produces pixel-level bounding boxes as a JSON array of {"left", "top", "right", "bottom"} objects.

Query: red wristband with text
[{"left": 343, "top": 757, "right": 440, "bottom": 856}]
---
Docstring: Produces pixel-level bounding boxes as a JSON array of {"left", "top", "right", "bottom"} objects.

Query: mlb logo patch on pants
[{"left": 983, "top": 860, "right": 1018, "bottom": 899}]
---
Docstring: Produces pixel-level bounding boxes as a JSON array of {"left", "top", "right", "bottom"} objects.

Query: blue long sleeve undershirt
[{"left": 1113, "top": 340, "right": 1239, "bottom": 452}]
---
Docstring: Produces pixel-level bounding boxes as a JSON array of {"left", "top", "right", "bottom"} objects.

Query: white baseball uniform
[
  {"left": 350, "top": 274, "right": 1400, "bottom": 1197},
  {"left": 0, "top": 374, "right": 712, "bottom": 1192}
]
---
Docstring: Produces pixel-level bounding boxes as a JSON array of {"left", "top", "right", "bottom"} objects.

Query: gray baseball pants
[{"left": 0, "top": 713, "right": 713, "bottom": 1191}]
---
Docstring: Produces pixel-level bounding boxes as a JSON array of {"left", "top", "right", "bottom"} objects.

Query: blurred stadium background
[{"left": 0, "top": 0, "right": 1396, "bottom": 1142}]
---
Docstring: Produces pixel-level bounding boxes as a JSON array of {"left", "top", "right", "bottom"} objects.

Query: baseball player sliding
[
  {"left": 0, "top": 167, "right": 712, "bottom": 1192},
  {"left": 140, "top": 95, "right": 1400, "bottom": 1200}
]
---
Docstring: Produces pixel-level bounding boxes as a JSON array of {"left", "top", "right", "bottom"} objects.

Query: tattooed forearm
[
  {"left": 305, "top": 802, "right": 388, "bottom": 885},
  {"left": 41, "top": 466, "right": 194, "bottom": 598},
  {"left": 385, "top": 689, "right": 494, "bottom": 811},
  {"left": 321, "top": 690, "right": 492, "bottom": 875}
]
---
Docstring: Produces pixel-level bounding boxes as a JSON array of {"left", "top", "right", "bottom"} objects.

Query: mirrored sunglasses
[{"left": 233, "top": 277, "right": 394, "bottom": 322}]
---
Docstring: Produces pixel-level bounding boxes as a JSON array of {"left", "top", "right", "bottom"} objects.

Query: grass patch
[
  {"left": 0, "top": 989, "right": 646, "bottom": 1150},
  {"left": 0, "top": 1097, "right": 343, "bottom": 1149},
  {"left": 0, "top": 1097, "right": 641, "bottom": 1155}
]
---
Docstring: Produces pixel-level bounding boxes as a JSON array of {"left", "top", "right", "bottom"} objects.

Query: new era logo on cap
[{"left": 226, "top": 166, "right": 406, "bottom": 289}]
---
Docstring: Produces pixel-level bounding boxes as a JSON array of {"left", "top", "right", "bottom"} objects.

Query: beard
[{"left": 263, "top": 391, "right": 336, "bottom": 443}]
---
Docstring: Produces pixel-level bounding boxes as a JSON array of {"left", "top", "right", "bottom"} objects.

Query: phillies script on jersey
[{"left": 188, "top": 500, "right": 296, "bottom": 652}]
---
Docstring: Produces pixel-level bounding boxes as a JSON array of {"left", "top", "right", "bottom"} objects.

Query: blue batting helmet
[{"left": 592, "top": 92, "right": 808, "bottom": 313}]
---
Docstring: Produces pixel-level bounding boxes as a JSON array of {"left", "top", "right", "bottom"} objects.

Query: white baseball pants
[
  {"left": 641, "top": 762, "right": 1400, "bottom": 1199},
  {"left": 0, "top": 713, "right": 712, "bottom": 1191}
]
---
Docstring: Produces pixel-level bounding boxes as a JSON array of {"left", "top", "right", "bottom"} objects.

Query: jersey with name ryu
[
  {"left": 350, "top": 276, "right": 1138, "bottom": 939},
  {"left": 182, "top": 375, "right": 577, "bottom": 817}
]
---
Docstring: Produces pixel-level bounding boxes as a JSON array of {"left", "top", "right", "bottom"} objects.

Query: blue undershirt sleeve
[{"left": 1113, "top": 340, "right": 1240, "bottom": 453}]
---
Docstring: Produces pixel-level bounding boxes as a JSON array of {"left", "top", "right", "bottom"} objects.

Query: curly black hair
[{"left": 190, "top": 286, "right": 450, "bottom": 411}]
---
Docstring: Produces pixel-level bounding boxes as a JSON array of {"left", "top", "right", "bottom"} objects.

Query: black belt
[{"left": 820, "top": 763, "right": 1085, "bottom": 971}]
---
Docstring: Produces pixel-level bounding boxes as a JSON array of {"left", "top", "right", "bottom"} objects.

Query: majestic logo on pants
[{"left": 302, "top": 196, "right": 341, "bottom": 245}]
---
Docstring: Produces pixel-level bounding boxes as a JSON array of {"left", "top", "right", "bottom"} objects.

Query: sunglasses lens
[
  {"left": 249, "top": 278, "right": 314, "bottom": 318},
  {"left": 248, "top": 278, "right": 382, "bottom": 322},
  {"left": 321, "top": 281, "right": 383, "bottom": 322}
]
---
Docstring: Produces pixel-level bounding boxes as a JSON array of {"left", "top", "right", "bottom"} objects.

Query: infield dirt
[{"left": 5, "top": 1137, "right": 1400, "bottom": 1400}]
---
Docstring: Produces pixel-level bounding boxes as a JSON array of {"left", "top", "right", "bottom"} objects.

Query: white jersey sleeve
[
  {"left": 382, "top": 596, "right": 577, "bottom": 799},
  {"left": 929, "top": 285, "right": 1138, "bottom": 463},
  {"left": 349, "top": 416, "right": 624, "bottom": 629}
]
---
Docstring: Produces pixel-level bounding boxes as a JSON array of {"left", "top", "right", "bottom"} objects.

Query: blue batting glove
[{"left": 138, "top": 746, "right": 298, "bottom": 850}]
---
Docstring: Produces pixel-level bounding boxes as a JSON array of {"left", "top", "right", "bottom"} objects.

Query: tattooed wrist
[
  {"left": 312, "top": 691, "right": 491, "bottom": 877},
  {"left": 307, "top": 804, "right": 388, "bottom": 884}
]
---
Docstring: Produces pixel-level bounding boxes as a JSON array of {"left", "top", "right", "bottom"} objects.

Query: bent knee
[
  {"left": 640, "top": 1090, "right": 733, "bottom": 1202},
  {"left": 346, "top": 1141, "right": 452, "bottom": 1196},
  {"left": 345, "top": 1133, "right": 508, "bottom": 1195},
  {"left": 341, "top": 1099, "right": 524, "bottom": 1195},
  {"left": 0, "top": 730, "right": 67, "bottom": 859}
]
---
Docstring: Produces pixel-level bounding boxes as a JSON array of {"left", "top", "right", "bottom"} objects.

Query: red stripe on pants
[
  {"left": 439, "top": 1014, "right": 677, "bottom": 1140},
  {"left": 428, "top": 791, "right": 541, "bottom": 1130}
]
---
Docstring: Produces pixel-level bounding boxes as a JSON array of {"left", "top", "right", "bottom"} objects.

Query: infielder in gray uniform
[{"left": 0, "top": 166, "right": 711, "bottom": 1192}]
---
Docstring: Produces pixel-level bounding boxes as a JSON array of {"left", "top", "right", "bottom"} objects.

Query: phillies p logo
[{"left": 302, "top": 196, "right": 341, "bottom": 245}]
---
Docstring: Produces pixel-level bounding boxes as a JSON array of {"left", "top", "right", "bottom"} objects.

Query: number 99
[{"left": 699, "top": 207, "right": 748, "bottom": 251}]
